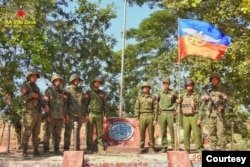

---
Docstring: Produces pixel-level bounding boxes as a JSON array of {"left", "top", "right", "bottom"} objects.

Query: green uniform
[
  {"left": 43, "top": 85, "right": 67, "bottom": 153},
  {"left": 157, "top": 90, "right": 177, "bottom": 149},
  {"left": 204, "top": 85, "right": 227, "bottom": 150},
  {"left": 64, "top": 85, "right": 84, "bottom": 150},
  {"left": 181, "top": 92, "right": 203, "bottom": 151},
  {"left": 84, "top": 89, "right": 107, "bottom": 152},
  {"left": 21, "top": 81, "right": 42, "bottom": 155},
  {"left": 134, "top": 94, "right": 158, "bottom": 151}
]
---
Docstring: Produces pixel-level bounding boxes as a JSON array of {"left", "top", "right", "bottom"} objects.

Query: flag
[{"left": 178, "top": 19, "right": 231, "bottom": 60}]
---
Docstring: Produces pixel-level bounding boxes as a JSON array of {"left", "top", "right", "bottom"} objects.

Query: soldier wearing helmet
[
  {"left": 134, "top": 82, "right": 157, "bottom": 154},
  {"left": 64, "top": 73, "right": 84, "bottom": 151},
  {"left": 202, "top": 73, "right": 228, "bottom": 150},
  {"left": 157, "top": 78, "right": 177, "bottom": 153},
  {"left": 43, "top": 74, "right": 68, "bottom": 155},
  {"left": 20, "top": 70, "right": 44, "bottom": 159},
  {"left": 84, "top": 77, "right": 107, "bottom": 154},
  {"left": 180, "top": 79, "right": 203, "bottom": 153}
]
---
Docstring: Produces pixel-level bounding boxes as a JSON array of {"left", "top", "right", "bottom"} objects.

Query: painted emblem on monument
[{"left": 108, "top": 122, "right": 134, "bottom": 141}]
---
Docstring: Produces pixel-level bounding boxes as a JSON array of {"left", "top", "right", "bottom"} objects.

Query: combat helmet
[
  {"left": 184, "top": 79, "right": 195, "bottom": 87},
  {"left": 69, "top": 74, "right": 81, "bottom": 83},
  {"left": 210, "top": 73, "right": 220, "bottom": 82},
  {"left": 51, "top": 74, "right": 63, "bottom": 83},
  {"left": 141, "top": 82, "right": 151, "bottom": 89},
  {"left": 26, "top": 70, "right": 40, "bottom": 79},
  {"left": 92, "top": 77, "right": 103, "bottom": 84},
  {"left": 162, "top": 78, "right": 170, "bottom": 84}
]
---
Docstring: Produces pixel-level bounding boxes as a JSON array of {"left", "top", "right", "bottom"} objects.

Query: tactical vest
[
  {"left": 23, "top": 82, "right": 40, "bottom": 109},
  {"left": 182, "top": 94, "right": 196, "bottom": 115},
  {"left": 66, "top": 85, "right": 83, "bottom": 117},
  {"left": 46, "top": 86, "right": 65, "bottom": 119}
]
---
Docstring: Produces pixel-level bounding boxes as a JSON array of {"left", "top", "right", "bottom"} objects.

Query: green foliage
[
  {"left": 120, "top": 0, "right": 250, "bottom": 115},
  {"left": 0, "top": 0, "right": 116, "bottom": 114}
]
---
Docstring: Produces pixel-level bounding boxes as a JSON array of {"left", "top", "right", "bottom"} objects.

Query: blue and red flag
[{"left": 178, "top": 19, "right": 231, "bottom": 60}]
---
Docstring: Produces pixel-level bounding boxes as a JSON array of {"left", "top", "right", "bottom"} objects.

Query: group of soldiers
[
  {"left": 134, "top": 73, "right": 228, "bottom": 153},
  {"left": 20, "top": 71, "right": 107, "bottom": 159},
  {"left": 3, "top": 71, "right": 228, "bottom": 159}
]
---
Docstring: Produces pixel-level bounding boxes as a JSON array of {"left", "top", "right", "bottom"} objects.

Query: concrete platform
[{"left": 0, "top": 147, "right": 202, "bottom": 167}]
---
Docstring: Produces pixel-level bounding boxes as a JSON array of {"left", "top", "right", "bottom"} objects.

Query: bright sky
[{"left": 94, "top": 0, "right": 159, "bottom": 51}]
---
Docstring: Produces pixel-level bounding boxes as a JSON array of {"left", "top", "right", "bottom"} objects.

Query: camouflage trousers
[
  {"left": 22, "top": 109, "right": 41, "bottom": 152},
  {"left": 207, "top": 116, "right": 226, "bottom": 149},
  {"left": 43, "top": 119, "right": 63, "bottom": 151},
  {"left": 64, "top": 115, "right": 82, "bottom": 150},
  {"left": 139, "top": 114, "right": 155, "bottom": 150}
]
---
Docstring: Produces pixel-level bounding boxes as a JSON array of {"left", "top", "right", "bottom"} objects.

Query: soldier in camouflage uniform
[
  {"left": 20, "top": 71, "right": 48, "bottom": 158},
  {"left": 157, "top": 78, "right": 177, "bottom": 152},
  {"left": 134, "top": 82, "right": 157, "bottom": 154},
  {"left": 180, "top": 79, "right": 203, "bottom": 153},
  {"left": 202, "top": 73, "right": 228, "bottom": 150},
  {"left": 84, "top": 78, "right": 107, "bottom": 154},
  {"left": 64, "top": 74, "right": 84, "bottom": 151},
  {"left": 43, "top": 74, "right": 68, "bottom": 155}
]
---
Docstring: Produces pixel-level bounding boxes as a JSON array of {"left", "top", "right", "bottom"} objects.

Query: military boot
[
  {"left": 43, "top": 146, "right": 50, "bottom": 155},
  {"left": 33, "top": 146, "right": 41, "bottom": 157},
  {"left": 54, "top": 145, "right": 62, "bottom": 155},
  {"left": 22, "top": 145, "right": 29, "bottom": 160}
]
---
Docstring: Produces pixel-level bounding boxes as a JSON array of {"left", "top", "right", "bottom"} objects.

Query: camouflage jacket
[
  {"left": 134, "top": 94, "right": 158, "bottom": 121},
  {"left": 20, "top": 81, "right": 42, "bottom": 110},
  {"left": 206, "top": 85, "right": 228, "bottom": 117},
  {"left": 83, "top": 89, "right": 107, "bottom": 116},
  {"left": 66, "top": 85, "right": 84, "bottom": 117},
  {"left": 45, "top": 85, "right": 67, "bottom": 119}
]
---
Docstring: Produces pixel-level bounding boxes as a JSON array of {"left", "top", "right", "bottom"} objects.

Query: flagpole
[
  {"left": 119, "top": 0, "right": 127, "bottom": 118},
  {"left": 177, "top": 18, "right": 181, "bottom": 151}
]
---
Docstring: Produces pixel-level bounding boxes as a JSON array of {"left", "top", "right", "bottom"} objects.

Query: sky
[{"left": 92, "top": 0, "right": 159, "bottom": 51}]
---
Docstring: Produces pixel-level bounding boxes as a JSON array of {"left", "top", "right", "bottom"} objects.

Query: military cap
[
  {"left": 69, "top": 74, "right": 81, "bottom": 83},
  {"left": 141, "top": 82, "right": 151, "bottom": 89},
  {"left": 162, "top": 78, "right": 170, "bottom": 83},
  {"left": 92, "top": 77, "right": 103, "bottom": 84},
  {"left": 184, "top": 79, "right": 195, "bottom": 87},
  {"left": 210, "top": 73, "right": 220, "bottom": 82},
  {"left": 51, "top": 74, "right": 63, "bottom": 83},
  {"left": 26, "top": 70, "right": 40, "bottom": 79}
]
